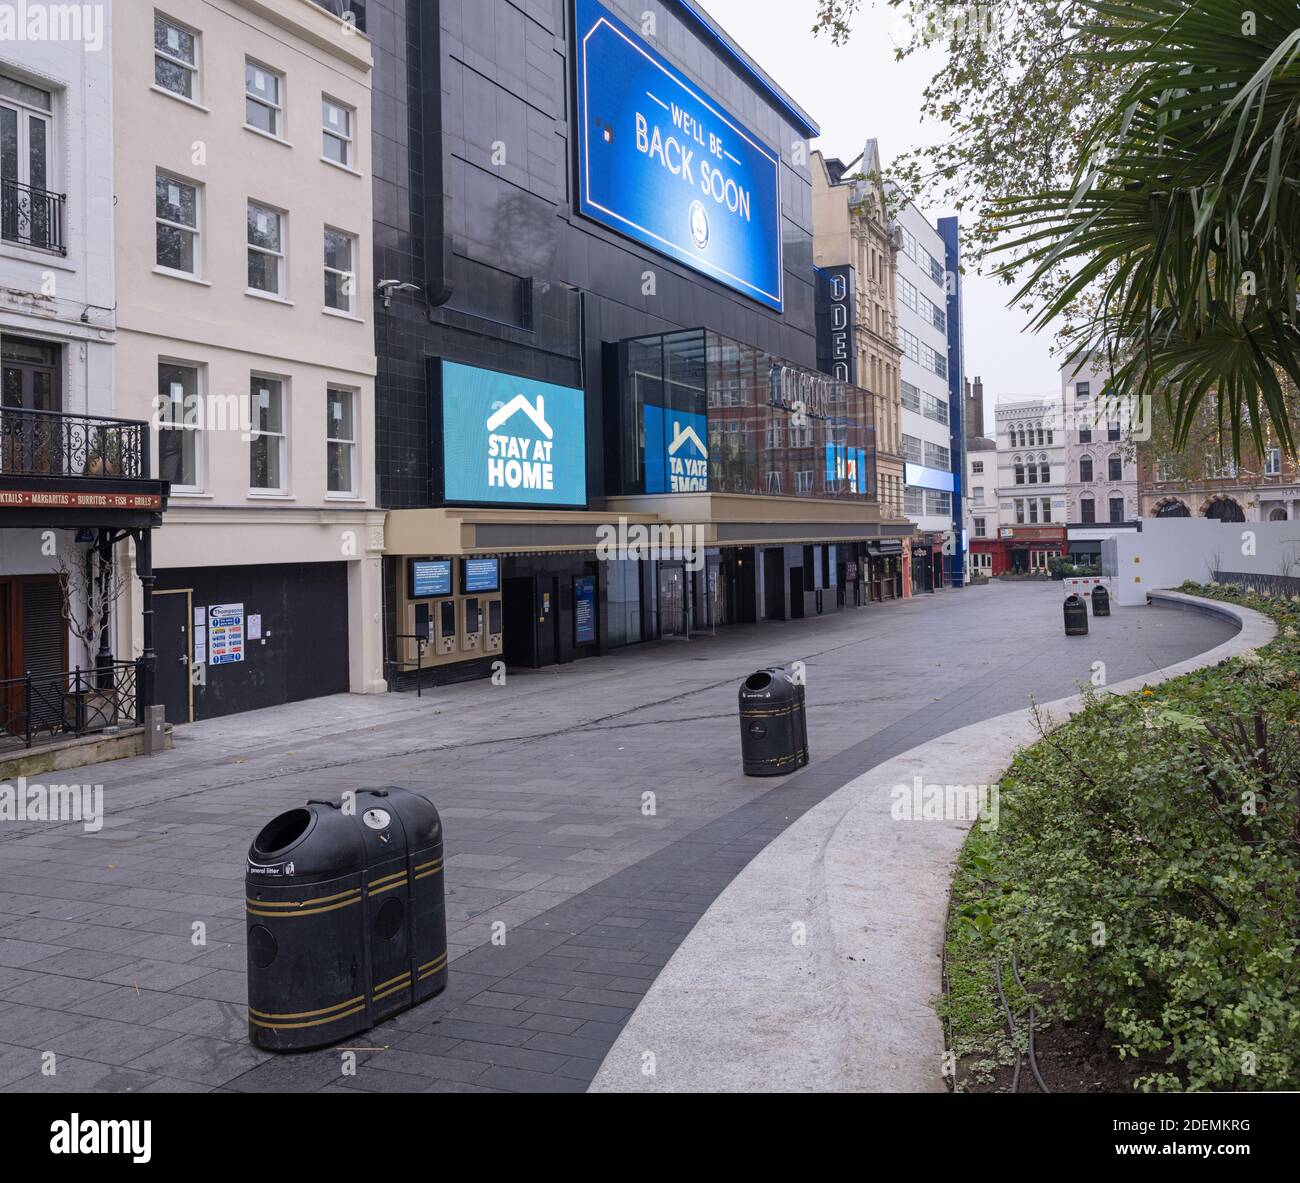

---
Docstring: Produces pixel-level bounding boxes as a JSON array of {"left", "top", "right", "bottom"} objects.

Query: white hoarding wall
[{"left": 1106, "top": 519, "right": 1300, "bottom": 605}]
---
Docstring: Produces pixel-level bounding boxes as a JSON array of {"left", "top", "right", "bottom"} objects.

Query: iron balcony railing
[
  {"left": 0, "top": 408, "right": 150, "bottom": 480},
  {"left": 1, "top": 178, "right": 66, "bottom": 254},
  {"left": 0, "top": 660, "right": 142, "bottom": 750}
]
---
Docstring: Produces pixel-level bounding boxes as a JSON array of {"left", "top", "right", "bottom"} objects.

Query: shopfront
[
  {"left": 970, "top": 526, "right": 1067, "bottom": 576},
  {"left": 909, "top": 533, "right": 948, "bottom": 594},
  {"left": 867, "top": 539, "right": 904, "bottom": 601},
  {"left": 0, "top": 407, "right": 169, "bottom": 747}
]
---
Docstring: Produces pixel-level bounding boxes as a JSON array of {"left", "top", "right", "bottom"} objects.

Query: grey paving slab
[
  {"left": 0, "top": 585, "right": 1236, "bottom": 1092},
  {"left": 589, "top": 591, "right": 1274, "bottom": 1092}
]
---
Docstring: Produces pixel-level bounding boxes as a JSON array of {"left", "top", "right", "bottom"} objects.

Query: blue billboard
[
  {"left": 574, "top": 0, "right": 784, "bottom": 311},
  {"left": 440, "top": 361, "right": 587, "bottom": 507},
  {"left": 824, "top": 444, "right": 868, "bottom": 495},
  {"left": 643, "top": 404, "right": 708, "bottom": 493}
]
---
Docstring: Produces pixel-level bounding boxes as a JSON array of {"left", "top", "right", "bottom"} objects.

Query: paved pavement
[
  {"left": 591, "top": 591, "right": 1274, "bottom": 1092},
  {"left": 0, "top": 583, "right": 1235, "bottom": 1093}
]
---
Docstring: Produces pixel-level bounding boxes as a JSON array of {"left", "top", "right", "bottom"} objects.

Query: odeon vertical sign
[{"left": 574, "top": 0, "right": 784, "bottom": 311}]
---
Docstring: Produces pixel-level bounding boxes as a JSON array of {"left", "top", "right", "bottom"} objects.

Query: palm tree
[{"left": 996, "top": 0, "right": 1300, "bottom": 461}]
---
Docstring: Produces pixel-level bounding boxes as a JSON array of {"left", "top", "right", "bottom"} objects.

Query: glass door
[
  {"left": 658, "top": 566, "right": 685, "bottom": 637},
  {"left": 1, "top": 74, "right": 54, "bottom": 249},
  {"left": 1, "top": 337, "right": 61, "bottom": 474}
]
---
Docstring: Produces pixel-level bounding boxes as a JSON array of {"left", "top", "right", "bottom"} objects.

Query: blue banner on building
[
  {"left": 643, "top": 404, "right": 709, "bottom": 493},
  {"left": 904, "top": 461, "right": 955, "bottom": 494},
  {"left": 440, "top": 361, "right": 587, "bottom": 508},
  {"left": 574, "top": 0, "right": 784, "bottom": 311},
  {"left": 574, "top": 576, "right": 596, "bottom": 645}
]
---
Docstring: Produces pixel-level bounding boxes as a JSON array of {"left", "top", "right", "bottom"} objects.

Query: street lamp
[{"left": 376, "top": 279, "right": 420, "bottom": 310}]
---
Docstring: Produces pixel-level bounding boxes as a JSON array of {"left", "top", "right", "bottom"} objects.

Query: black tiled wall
[{"left": 370, "top": 0, "right": 818, "bottom": 509}]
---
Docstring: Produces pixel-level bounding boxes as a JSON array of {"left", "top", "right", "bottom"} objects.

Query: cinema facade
[{"left": 370, "top": 0, "right": 911, "bottom": 685}]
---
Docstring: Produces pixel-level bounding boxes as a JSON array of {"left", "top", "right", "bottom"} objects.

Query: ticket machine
[
  {"left": 436, "top": 599, "right": 456, "bottom": 655},
  {"left": 459, "top": 557, "right": 499, "bottom": 655},
  {"left": 408, "top": 558, "right": 457, "bottom": 657},
  {"left": 462, "top": 597, "right": 482, "bottom": 652}
]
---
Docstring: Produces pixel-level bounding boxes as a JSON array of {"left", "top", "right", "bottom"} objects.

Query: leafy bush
[
  {"left": 1047, "top": 556, "right": 1102, "bottom": 578},
  {"left": 963, "top": 584, "right": 1300, "bottom": 1090}
]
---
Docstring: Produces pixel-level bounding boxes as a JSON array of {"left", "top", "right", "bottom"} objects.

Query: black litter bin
[
  {"left": 739, "top": 667, "right": 809, "bottom": 777},
  {"left": 245, "top": 786, "right": 447, "bottom": 1052},
  {"left": 1063, "top": 593, "right": 1089, "bottom": 636},
  {"left": 1092, "top": 583, "right": 1111, "bottom": 617}
]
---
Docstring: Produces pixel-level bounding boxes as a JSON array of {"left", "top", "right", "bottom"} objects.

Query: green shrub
[{"left": 972, "top": 584, "right": 1300, "bottom": 1090}]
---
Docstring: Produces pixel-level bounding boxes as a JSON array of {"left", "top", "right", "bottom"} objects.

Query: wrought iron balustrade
[
  {"left": 0, "top": 408, "right": 149, "bottom": 480},
  {"left": 0, "top": 661, "right": 142, "bottom": 749},
  {"left": 1, "top": 178, "right": 66, "bottom": 254}
]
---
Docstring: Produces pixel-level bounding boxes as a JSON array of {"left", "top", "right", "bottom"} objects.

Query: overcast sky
[{"left": 701, "top": 0, "right": 1063, "bottom": 433}]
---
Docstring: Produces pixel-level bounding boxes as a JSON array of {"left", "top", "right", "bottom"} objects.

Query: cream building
[{"left": 112, "top": 0, "right": 383, "bottom": 723}]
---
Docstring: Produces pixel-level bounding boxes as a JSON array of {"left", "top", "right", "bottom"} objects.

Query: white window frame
[
  {"left": 155, "top": 171, "right": 201, "bottom": 278},
  {"left": 1265, "top": 447, "right": 1281, "bottom": 476},
  {"left": 248, "top": 373, "right": 288, "bottom": 494},
  {"left": 245, "top": 58, "right": 284, "bottom": 139},
  {"left": 321, "top": 95, "right": 354, "bottom": 167},
  {"left": 326, "top": 386, "right": 357, "bottom": 496},
  {"left": 323, "top": 226, "right": 357, "bottom": 314},
  {"left": 154, "top": 13, "right": 200, "bottom": 103},
  {"left": 1, "top": 73, "right": 54, "bottom": 199},
  {"left": 157, "top": 359, "right": 204, "bottom": 493},
  {"left": 246, "top": 200, "right": 285, "bottom": 298}
]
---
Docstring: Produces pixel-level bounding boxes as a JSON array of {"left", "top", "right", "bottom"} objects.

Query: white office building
[
  {"left": 1060, "top": 357, "right": 1140, "bottom": 566},
  {"left": 891, "top": 192, "right": 955, "bottom": 562},
  {"left": 995, "top": 396, "right": 1067, "bottom": 559}
]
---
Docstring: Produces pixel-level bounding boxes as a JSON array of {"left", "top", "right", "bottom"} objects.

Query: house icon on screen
[
  {"left": 486, "top": 394, "right": 553, "bottom": 438},
  {"left": 668, "top": 420, "right": 706, "bottom": 458}
]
